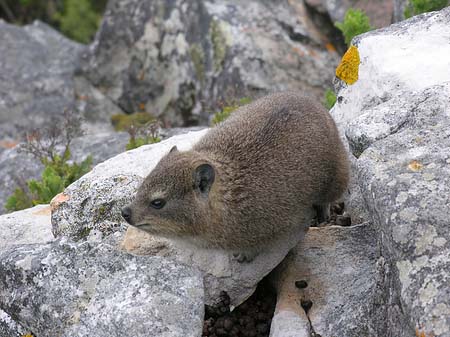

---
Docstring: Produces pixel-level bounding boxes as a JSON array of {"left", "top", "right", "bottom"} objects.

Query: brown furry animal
[{"left": 122, "top": 92, "right": 349, "bottom": 261}]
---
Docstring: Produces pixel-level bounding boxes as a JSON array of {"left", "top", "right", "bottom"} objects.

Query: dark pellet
[{"left": 295, "top": 280, "right": 308, "bottom": 289}]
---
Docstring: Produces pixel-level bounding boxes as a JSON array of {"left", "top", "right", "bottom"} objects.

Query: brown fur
[{"left": 123, "top": 92, "right": 349, "bottom": 253}]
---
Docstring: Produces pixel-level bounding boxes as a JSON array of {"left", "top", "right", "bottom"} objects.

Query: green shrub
[
  {"left": 0, "top": 0, "right": 107, "bottom": 43},
  {"left": 124, "top": 119, "right": 161, "bottom": 150},
  {"left": 324, "top": 89, "right": 337, "bottom": 109},
  {"left": 404, "top": 0, "right": 449, "bottom": 18},
  {"left": 211, "top": 97, "right": 252, "bottom": 125},
  {"left": 5, "top": 152, "right": 92, "bottom": 212},
  {"left": 5, "top": 111, "right": 92, "bottom": 212},
  {"left": 53, "top": 0, "right": 101, "bottom": 44},
  {"left": 335, "top": 9, "right": 372, "bottom": 46}
]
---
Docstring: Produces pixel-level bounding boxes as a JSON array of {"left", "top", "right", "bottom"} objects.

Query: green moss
[
  {"left": 211, "top": 97, "right": 251, "bottom": 125},
  {"left": 335, "top": 8, "right": 372, "bottom": 46},
  {"left": 111, "top": 112, "right": 155, "bottom": 131},
  {"left": 78, "top": 226, "right": 92, "bottom": 240},
  {"left": 404, "top": 0, "right": 449, "bottom": 18},
  {"left": 324, "top": 89, "right": 337, "bottom": 109},
  {"left": 209, "top": 20, "right": 228, "bottom": 72}
]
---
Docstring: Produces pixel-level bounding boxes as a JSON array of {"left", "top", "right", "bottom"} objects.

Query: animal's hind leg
[{"left": 313, "top": 203, "right": 330, "bottom": 224}]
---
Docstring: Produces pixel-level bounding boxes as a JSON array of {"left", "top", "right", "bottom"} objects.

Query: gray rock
[
  {"left": 0, "top": 204, "right": 53, "bottom": 252},
  {"left": 331, "top": 8, "right": 450, "bottom": 336},
  {"left": 0, "top": 20, "right": 124, "bottom": 144},
  {"left": 79, "top": 0, "right": 339, "bottom": 126},
  {"left": 0, "top": 20, "right": 84, "bottom": 139},
  {"left": 0, "top": 309, "right": 27, "bottom": 337},
  {"left": 0, "top": 234, "right": 204, "bottom": 337},
  {"left": 305, "top": 0, "right": 395, "bottom": 28},
  {"left": 0, "top": 131, "right": 129, "bottom": 215},
  {"left": 270, "top": 224, "right": 378, "bottom": 337},
  {"left": 0, "top": 204, "right": 53, "bottom": 337}
]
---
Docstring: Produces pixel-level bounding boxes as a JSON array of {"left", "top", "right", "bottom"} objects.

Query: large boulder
[
  {"left": 0, "top": 20, "right": 123, "bottom": 143},
  {"left": 0, "top": 235, "right": 204, "bottom": 337},
  {"left": 78, "top": 0, "right": 340, "bottom": 126},
  {"left": 331, "top": 7, "right": 450, "bottom": 337}
]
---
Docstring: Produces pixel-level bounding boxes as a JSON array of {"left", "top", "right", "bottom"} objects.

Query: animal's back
[{"left": 192, "top": 92, "right": 349, "bottom": 249}]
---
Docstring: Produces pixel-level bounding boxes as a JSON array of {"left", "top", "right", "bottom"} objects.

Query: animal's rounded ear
[
  {"left": 169, "top": 145, "right": 178, "bottom": 154},
  {"left": 193, "top": 163, "right": 215, "bottom": 195}
]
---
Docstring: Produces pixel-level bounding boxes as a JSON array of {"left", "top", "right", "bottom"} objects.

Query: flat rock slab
[
  {"left": 0, "top": 235, "right": 204, "bottom": 337},
  {"left": 270, "top": 224, "right": 378, "bottom": 337},
  {"left": 0, "top": 204, "right": 53, "bottom": 252}
]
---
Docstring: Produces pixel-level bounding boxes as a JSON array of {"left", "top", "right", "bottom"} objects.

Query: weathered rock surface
[
  {"left": 0, "top": 131, "right": 129, "bottom": 215},
  {"left": 0, "top": 205, "right": 53, "bottom": 336},
  {"left": 79, "top": 0, "right": 340, "bottom": 126},
  {"left": 0, "top": 204, "right": 53, "bottom": 252},
  {"left": 0, "top": 19, "right": 124, "bottom": 144},
  {"left": 305, "top": 0, "right": 394, "bottom": 28},
  {"left": 122, "top": 224, "right": 308, "bottom": 307},
  {"left": 331, "top": 7, "right": 450, "bottom": 337},
  {"left": 0, "top": 309, "right": 26, "bottom": 337},
  {"left": 0, "top": 20, "right": 83, "bottom": 140},
  {"left": 270, "top": 224, "right": 378, "bottom": 337},
  {"left": 52, "top": 128, "right": 309, "bottom": 306},
  {"left": 0, "top": 234, "right": 204, "bottom": 337}
]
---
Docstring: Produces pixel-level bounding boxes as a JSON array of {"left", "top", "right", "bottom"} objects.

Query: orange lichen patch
[
  {"left": 77, "top": 94, "right": 88, "bottom": 101},
  {"left": 139, "top": 103, "right": 146, "bottom": 111},
  {"left": 0, "top": 140, "right": 19, "bottom": 149},
  {"left": 408, "top": 160, "right": 424, "bottom": 172},
  {"left": 325, "top": 42, "right": 336, "bottom": 53},
  {"left": 335, "top": 45, "right": 360, "bottom": 85},
  {"left": 32, "top": 205, "right": 52, "bottom": 216},
  {"left": 292, "top": 46, "right": 305, "bottom": 57},
  {"left": 50, "top": 192, "right": 70, "bottom": 211},
  {"left": 415, "top": 327, "right": 433, "bottom": 337}
]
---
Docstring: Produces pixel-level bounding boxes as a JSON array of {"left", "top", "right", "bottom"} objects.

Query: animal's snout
[{"left": 121, "top": 206, "right": 132, "bottom": 223}]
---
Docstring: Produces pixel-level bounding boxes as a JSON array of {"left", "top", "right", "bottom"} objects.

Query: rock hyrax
[{"left": 122, "top": 92, "right": 349, "bottom": 260}]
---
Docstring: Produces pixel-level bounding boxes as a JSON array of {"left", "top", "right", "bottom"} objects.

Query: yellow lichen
[
  {"left": 22, "top": 334, "right": 34, "bottom": 337},
  {"left": 408, "top": 160, "right": 423, "bottom": 172},
  {"left": 335, "top": 45, "right": 360, "bottom": 85}
]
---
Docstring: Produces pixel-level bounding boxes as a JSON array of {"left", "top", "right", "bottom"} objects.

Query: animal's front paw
[{"left": 233, "top": 251, "right": 257, "bottom": 263}]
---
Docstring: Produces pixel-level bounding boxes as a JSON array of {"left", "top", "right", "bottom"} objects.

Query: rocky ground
[{"left": 0, "top": 1, "right": 449, "bottom": 337}]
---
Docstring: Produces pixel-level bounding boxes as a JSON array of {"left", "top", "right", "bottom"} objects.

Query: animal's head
[{"left": 121, "top": 146, "right": 215, "bottom": 238}]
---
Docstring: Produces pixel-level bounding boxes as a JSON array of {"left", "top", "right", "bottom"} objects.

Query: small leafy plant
[
  {"left": 5, "top": 111, "right": 92, "bottom": 212},
  {"left": 404, "top": 0, "right": 449, "bottom": 18},
  {"left": 324, "top": 89, "right": 337, "bottom": 109},
  {"left": 211, "top": 97, "right": 252, "bottom": 125},
  {"left": 335, "top": 9, "right": 372, "bottom": 46},
  {"left": 125, "top": 120, "right": 161, "bottom": 150}
]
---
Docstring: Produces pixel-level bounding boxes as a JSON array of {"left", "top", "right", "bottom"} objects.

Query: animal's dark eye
[{"left": 150, "top": 199, "right": 166, "bottom": 209}]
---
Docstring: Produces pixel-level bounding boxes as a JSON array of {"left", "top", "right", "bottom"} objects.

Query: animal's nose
[{"left": 121, "top": 206, "right": 132, "bottom": 222}]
